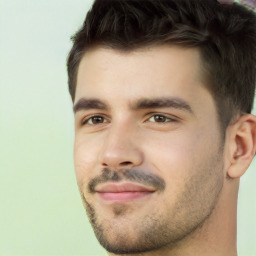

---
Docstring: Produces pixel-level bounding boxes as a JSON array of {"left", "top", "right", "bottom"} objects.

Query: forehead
[{"left": 75, "top": 45, "right": 213, "bottom": 111}]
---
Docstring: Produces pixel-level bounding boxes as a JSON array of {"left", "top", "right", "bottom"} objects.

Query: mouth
[{"left": 95, "top": 182, "right": 156, "bottom": 203}]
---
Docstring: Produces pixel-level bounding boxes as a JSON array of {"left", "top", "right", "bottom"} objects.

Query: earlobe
[{"left": 226, "top": 114, "right": 256, "bottom": 179}]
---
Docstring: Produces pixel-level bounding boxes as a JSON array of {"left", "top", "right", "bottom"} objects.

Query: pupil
[
  {"left": 155, "top": 115, "right": 165, "bottom": 122},
  {"left": 93, "top": 116, "right": 103, "bottom": 124}
]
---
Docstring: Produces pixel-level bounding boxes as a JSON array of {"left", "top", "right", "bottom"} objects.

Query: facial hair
[{"left": 78, "top": 153, "right": 224, "bottom": 255}]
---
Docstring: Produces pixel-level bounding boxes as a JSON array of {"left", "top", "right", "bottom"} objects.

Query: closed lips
[{"left": 95, "top": 182, "right": 156, "bottom": 193}]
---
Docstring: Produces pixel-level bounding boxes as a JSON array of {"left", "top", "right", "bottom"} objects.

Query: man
[{"left": 67, "top": 0, "right": 256, "bottom": 255}]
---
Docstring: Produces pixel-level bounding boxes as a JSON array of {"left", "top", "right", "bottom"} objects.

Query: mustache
[{"left": 88, "top": 168, "right": 166, "bottom": 193}]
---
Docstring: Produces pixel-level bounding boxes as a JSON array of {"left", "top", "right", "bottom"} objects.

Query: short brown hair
[{"left": 67, "top": 0, "right": 256, "bottom": 130}]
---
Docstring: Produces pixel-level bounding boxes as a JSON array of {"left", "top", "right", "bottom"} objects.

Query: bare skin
[{"left": 73, "top": 45, "right": 256, "bottom": 256}]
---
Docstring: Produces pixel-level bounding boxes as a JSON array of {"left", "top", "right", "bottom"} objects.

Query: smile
[{"left": 95, "top": 182, "right": 156, "bottom": 203}]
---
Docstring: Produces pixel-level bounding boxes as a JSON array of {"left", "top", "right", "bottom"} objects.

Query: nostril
[
  {"left": 101, "top": 161, "right": 133, "bottom": 168},
  {"left": 120, "top": 161, "right": 133, "bottom": 166},
  {"left": 100, "top": 149, "right": 143, "bottom": 169}
]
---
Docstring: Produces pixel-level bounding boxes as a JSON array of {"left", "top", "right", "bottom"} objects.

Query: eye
[
  {"left": 82, "top": 115, "right": 108, "bottom": 125},
  {"left": 148, "top": 114, "right": 174, "bottom": 123}
]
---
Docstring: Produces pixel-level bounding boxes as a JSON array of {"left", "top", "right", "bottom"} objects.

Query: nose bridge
[{"left": 99, "top": 118, "right": 143, "bottom": 169}]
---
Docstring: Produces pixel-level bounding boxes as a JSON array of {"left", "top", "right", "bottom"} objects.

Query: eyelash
[
  {"left": 147, "top": 114, "right": 176, "bottom": 123},
  {"left": 81, "top": 113, "right": 177, "bottom": 126},
  {"left": 81, "top": 115, "right": 109, "bottom": 126}
]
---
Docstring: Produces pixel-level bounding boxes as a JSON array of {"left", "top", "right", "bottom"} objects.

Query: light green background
[{"left": 0, "top": 1, "right": 255, "bottom": 255}]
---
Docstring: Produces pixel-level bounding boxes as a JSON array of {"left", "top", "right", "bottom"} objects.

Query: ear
[{"left": 226, "top": 114, "right": 256, "bottom": 179}]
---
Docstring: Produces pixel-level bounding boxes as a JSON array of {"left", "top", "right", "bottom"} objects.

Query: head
[
  {"left": 68, "top": 0, "right": 256, "bottom": 131},
  {"left": 67, "top": 0, "right": 256, "bottom": 255}
]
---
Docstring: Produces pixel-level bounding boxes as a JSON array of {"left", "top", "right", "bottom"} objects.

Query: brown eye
[
  {"left": 149, "top": 115, "right": 172, "bottom": 123},
  {"left": 154, "top": 115, "right": 167, "bottom": 122},
  {"left": 83, "top": 115, "right": 107, "bottom": 125},
  {"left": 91, "top": 116, "right": 104, "bottom": 124}
]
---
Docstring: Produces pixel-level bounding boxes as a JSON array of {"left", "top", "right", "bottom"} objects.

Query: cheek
[
  {"left": 144, "top": 128, "right": 222, "bottom": 211},
  {"left": 144, "top": 127, "right": 215, "bottom": 182},
  {"left": 73, "top": 135, "right": 100, "bottom": 185}
]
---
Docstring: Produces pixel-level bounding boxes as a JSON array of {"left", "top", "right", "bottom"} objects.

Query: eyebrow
[
  {"left": 131, "top": 97, "right": 193, "bottom": 114},
  {"left": 73, "top": 97, "right": 193, "bottom": 114},
  {"left": 73, "top": 98, "right": 108, "bottom": 113}
]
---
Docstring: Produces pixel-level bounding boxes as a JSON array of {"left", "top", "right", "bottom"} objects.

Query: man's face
[{"left": 73, "top": 45, "right": 225, "bottom": 254}]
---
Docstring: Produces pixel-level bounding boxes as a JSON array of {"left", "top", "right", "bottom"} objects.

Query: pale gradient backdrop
[{"left": 0, "top": 0, "right": 255, "bottom": 255}]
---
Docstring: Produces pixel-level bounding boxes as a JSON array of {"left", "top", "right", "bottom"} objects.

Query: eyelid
[
  {"left": 149, "top": 115, "right": 174, "bottom": 122},
  {"left": 79, "top": 112, "right": 180, "bottom": 127},
  {"left": 145, "top": 112, "right": 179, "bottom": 122},
  {"left": 81, "top": 114, "right": 110, "bottom": 126}
]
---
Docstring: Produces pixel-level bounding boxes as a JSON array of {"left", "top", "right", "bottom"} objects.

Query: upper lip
[{"left": 95, "top": 182, "right": 156, "bottom": 193}]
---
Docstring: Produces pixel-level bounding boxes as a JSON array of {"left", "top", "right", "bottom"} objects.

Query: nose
[{"left": 99, "top": 123, "right": 144, "bottom": 170}]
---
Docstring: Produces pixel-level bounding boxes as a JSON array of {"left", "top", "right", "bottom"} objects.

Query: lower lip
[{"left": 97, "top": 191, "right": 153, "bottom": 202}]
